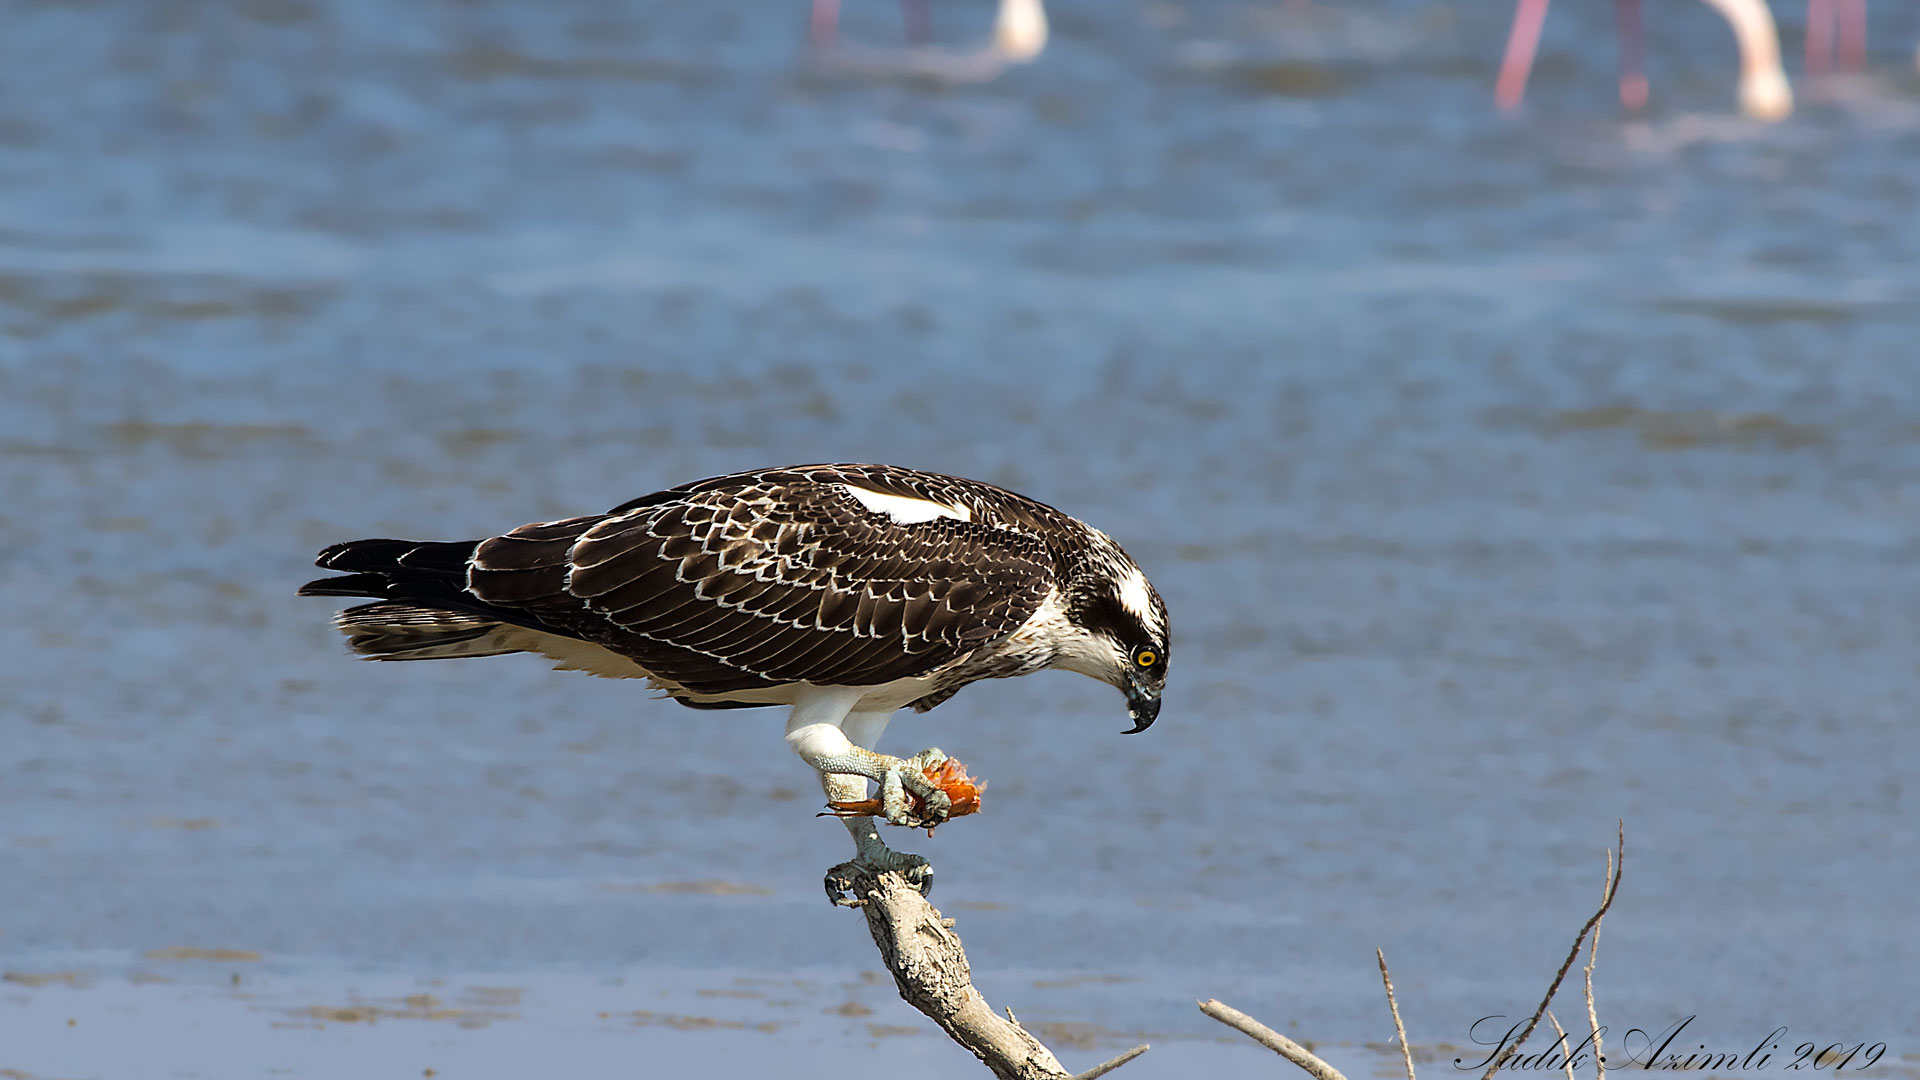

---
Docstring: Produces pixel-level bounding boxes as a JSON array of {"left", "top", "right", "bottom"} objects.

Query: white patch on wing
[
  {"left": 840, "top": 484, "right": 972, "bottom": 524},
  {"left": 1117, "top": 565, "right": 1157, "bottom": 625}
]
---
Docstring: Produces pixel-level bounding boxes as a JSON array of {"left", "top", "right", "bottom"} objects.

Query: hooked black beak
[{"left": 1122, "top": 677, "right": 1161, "bottom": 734}]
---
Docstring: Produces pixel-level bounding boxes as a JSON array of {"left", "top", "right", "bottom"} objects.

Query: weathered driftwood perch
[
  {"left": 1202, "top": 823, "right": 1626, "bottom": 1080},
  {"left": 829, "top": 861, "right": 1150, "bottom": 1080}
]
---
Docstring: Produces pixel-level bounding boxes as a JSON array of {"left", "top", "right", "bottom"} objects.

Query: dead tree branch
[
  {"left": 1547, "top": 1010, "right": 1577, "bottom": 1080},
  {"left": 1073, "top": 1045, "right": 1151, "bottom": 1080},
  {"left": 1197, "top": 999, "right": 1350, "bottom": 1080},
  {"left": 831, "top": 862, "right": 1149, "bottom": 1080},
  {"left": 1583, "top": 846, "right": 1612, "bottom": 1080},
  {"left": 1478, "top": 821, "right": 1624, "bottom": 1080},
  {"left": 1377, "top": 949, "right": 1416, "bottom": 1080}
]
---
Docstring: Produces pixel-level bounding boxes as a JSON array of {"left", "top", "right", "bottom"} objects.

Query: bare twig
[
  {"left": 1547, "top": 1010, "right": 1577, "bottom": 1080},
  {"left": 833, "top": 862, "right": 1149, "bottom": 1080},
  {"left": 1074, "top": 1045, "right": 1151, "bottom": 1080},
  {"left": 1198, "top": 999, "right": 1349, "bottom": 1080},
  {"left": 1376, "top": 949, "right": 1416, "bottom": 1080},
  {"left": 1477, "top": 822, "right": 1625, "bottom": 1080},
  {"left": 1584, "top": 846, "right": 1612, "bottom": 1080}
]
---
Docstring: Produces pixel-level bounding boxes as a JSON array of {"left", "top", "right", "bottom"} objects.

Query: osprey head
[{"left": 1060, "top": 552, "right": 1170, "bottom": 734}]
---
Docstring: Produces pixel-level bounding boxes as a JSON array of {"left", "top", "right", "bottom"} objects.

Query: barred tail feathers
[{"left": 334, "top": 602, "right": 521, "bottom": 661}]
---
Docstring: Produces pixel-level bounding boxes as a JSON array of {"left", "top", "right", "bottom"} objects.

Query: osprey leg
[{"left": 792, "top": 699, "right": 937, "bottom": 903}]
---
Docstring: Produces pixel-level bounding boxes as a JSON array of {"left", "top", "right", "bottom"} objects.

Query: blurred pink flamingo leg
[
  {"left": 1495, "top": 0, "right": 1551, "bottom": 111},
  {"left": 1498, "top": 0, "right": 1646, "bottom": 113},
  {"left": 902, "top": 0, "right": 931, "bottom": 45},
  {"left": 1836, "top": 0, "right": 1866, "bottom": 73},
  {"left": 1806, "top": 0, "right": 1862, "bottom": 75},
  {"left": 1806, "top": 0, "right": 1834, "bottom": 75},
  {"left": 1616, "top": 0, "right": 1648, "bottom": 110},
  {"left": 812, "top": 0, "right": 839, "bottom": 46},
  {"left": 809, "top": 0, "right": 932, "bottom": 48}
]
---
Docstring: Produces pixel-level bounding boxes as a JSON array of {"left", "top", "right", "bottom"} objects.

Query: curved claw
[
  {"left": 824, "top": 861, "right": 867, "bottom": 907},
  {"left": 823, "top": 852, "right": 934, "bottom": 907},
  {"left": 895, "top": 857, "right": 934, "bottom": 896}
]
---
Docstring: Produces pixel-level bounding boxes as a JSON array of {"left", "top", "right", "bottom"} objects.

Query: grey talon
[{"left": 824, "top": 861, "right": 868, "bottom": 907}]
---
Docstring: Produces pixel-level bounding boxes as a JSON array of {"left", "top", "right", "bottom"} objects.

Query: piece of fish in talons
[{"left": 824, "top": 757, "right": 985, "bottom": 822}]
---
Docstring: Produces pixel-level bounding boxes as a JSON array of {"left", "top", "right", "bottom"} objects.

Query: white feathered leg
[{"left": 784, "top": 690, "right": 940, "bottom": 903}]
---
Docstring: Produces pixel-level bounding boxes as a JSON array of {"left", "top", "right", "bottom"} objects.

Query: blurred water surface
[{"left": 3, "top": 1, "right": 1918, "bottom": 1077}]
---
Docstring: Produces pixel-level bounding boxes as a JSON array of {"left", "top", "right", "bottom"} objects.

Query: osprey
[{"left": 299, "top": 463, "right": 1170, "bottom": 895}]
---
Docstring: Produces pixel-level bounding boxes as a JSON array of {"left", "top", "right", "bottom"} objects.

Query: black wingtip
[
  {"left": 297, "top": 572, "right": 390, "bottom": 598},
  {"left": 313, "top": 538, "right": 417, "bottom": 571},
  {"left": 314, "top": 541, "right": 354, "bottom": 568}
]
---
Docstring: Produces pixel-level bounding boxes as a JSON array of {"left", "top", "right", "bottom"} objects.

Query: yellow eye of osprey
[{"left": 1135, "top": 650, "right": 1156, "bottom": 668}]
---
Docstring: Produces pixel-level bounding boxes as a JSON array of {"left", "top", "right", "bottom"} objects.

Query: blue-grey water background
[{"left": 4, "top": 1, "right": 1918, "bottom": 1077}]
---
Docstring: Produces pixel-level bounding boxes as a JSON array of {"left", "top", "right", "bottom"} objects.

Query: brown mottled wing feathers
[{"left": 463, "top": 465, "right": 1061, "bottom": 696}]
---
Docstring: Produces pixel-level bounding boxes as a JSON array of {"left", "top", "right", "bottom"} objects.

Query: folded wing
[{"left": 304, "top": 466, "right": 1059, "bottom": 698}]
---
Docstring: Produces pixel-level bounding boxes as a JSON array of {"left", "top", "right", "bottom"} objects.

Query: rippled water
[{"left": 4, "top": 1, "right": 1918, "bottom": 1077}]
